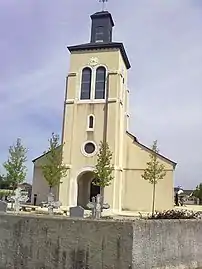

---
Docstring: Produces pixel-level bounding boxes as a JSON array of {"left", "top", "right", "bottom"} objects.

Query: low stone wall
[
  {"left": 132, "top": 220, "right": 202, "bottom": 269},
  {"left": 0, "top": 213, "right": 202, "bottom": 269},
  {"left": 0, "top": 213, "right": 133, "bottom": 269}
]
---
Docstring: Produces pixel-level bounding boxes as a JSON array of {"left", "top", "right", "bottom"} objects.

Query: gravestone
[
  {"left": 47, "top": 193, "right": 54, "bottom": 215},
  {"left": 9, "top": 187, "right": 29, "bottom": 213},
  {"left": 53, "top": 201, "right": 61, "bottom": 209},
  {"left": 87, "top": 194, "right": 110, "bottom": 219},
  {"left": 87, "top": 197, "right": 96, "bottom": 218},
  {"left": 0, "top": 201, "right": 7, "bottom": 212},
  {"left": 70, "top": 206, "right": 84, "bottom": 218},
  {"left": 47, "top": 193, "right": 62, "bottom": 215}
]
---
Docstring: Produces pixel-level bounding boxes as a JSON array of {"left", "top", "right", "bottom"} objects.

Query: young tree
[
  {"left": 141, "top": 140, "right": 166, "bottom": 216},
  {"left": 0, "top": 174, "right": 5, "bottom": 189},
  {"left": 41, "top": 133, "right": 68, "bottom": 193},
  {"left": 193, "top": 183, "right": 202, "bottom": 205},
  {"left": 3, "top": 138, "right": 27, "bottom": 191},
  {"left": 0, "top": 175, "right": 11, "bottom": 190},
  {"left": 93, "top": 141, "right": 114, "bottom": 205}
]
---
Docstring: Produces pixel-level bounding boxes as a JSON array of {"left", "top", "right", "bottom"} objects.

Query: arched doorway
[{"left": 77, "top": 171, "right": 100, "bottom": 208}]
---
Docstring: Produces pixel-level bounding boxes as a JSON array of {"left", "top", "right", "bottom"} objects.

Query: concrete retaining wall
[
  {"left": 132, "top": 220, "right": 202, "bottom": 269},
  {"left": 0, "top": 214, "right": 133, "bottom": 269},
  {"left": 0, "top": 213, "right": 202, "bottom": 269}
]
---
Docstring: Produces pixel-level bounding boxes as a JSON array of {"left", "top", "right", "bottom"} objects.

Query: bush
[
  {"left": 0, "top": 189, "right": 13, "bottom": 199},
  {"left": 147, "top": 209, "right": 201, "bottom": 219}
]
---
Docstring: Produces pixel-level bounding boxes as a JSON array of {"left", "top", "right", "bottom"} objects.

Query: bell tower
[
  {"left": 90, "top": 11, "right": 114, "bottom": 43},
  {"left": 59, "top": 8, "right": 131, "bottom": 209}
]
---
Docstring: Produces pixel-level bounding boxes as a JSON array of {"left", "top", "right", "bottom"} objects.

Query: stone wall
[
  {"left": 132, "top": 220, "right": 202, "bottom": 269},
  {"left": 0, "top": 214, "right": 202, "bottom": 269},
  {"left": 0, "top": 213, "right": 133, "bottom": 269}
]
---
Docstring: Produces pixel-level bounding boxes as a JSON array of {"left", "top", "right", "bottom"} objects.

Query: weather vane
[{"left": 99, "top": 0, "right": 108, "bottom": 11}]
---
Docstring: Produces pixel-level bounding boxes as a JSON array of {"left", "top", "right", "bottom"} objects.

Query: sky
[{"left": 0, "top": 0, "right": 201, "bottom": 189}]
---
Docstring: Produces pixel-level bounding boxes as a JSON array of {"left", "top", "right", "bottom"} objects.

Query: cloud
[{"left": 0, "top": 0, "right": 201, "bottom": 189}]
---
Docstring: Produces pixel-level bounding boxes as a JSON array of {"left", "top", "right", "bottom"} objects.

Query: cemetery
[
  {"left": 0, "top": 186, "right": 120, "bottom": 219},
  {"left": 0, "top": 185, "right": 202, "bottom": 268}
]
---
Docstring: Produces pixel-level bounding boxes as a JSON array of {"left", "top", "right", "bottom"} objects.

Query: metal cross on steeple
[{"left": 99, "top": 0, "right": 108, "bottom": 11}]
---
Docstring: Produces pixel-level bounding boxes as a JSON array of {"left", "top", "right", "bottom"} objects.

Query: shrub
[
  {"left": 147, "top": 209, "right": 200, "bottom": 219},
  {"left": 0, "top": 189, "right": 13, "bottom": 199}
]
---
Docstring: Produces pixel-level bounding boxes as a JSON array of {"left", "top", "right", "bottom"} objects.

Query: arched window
[
  {"left": 80, "top": 68, "right": 92, "bottom": 100},
  {"left": 89, "top": 115, "right": 94, "bottom": 129},
  {"left": 87, "top": 115, "right": 95, "bottom": 131},
  {"left": 95, "top": 67, "right": 106, "bottom": 99}
]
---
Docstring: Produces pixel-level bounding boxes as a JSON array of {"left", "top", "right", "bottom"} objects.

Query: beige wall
[
  {"left": 31, "top": 155, "right": 59, "bottom": 205},
  {"left": 121, "top": 133, "right": 174, "bottom": 212},
  {"left": 124, "top": 134, "right": 174, "bottom": 170},
  {"left": 122, "top": 170, "right": 173, "bottom": 212}
]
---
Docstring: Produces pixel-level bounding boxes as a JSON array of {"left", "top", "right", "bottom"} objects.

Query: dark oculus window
[
  {"left": 95, "top": 67, "right": 106, "bottom": 99},
  {"left": 84, "top": 142, "right": 96, "bottom": 154},
  {"left": 95, "top": 26, "right": 104, "bottom": 42},
  {"left": 80, "top": 68, "right": 92, "bottom": 100}
]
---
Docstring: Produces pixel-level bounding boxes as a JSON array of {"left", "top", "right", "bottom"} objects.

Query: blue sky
[{"left": 0, "top": 0, "right": 201, "bottom": 189}]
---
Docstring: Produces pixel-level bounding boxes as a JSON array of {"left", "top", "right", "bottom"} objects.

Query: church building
[{"left": 32, "top": 8, "right": 176, "bottom": 213}]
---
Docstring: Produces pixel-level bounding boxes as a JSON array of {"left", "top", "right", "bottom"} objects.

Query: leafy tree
[
  {"left": 3, "top": 138, "right": 27, "bottom": 191},
  {"left": 41, "top": 133, "right": 68, "bottom": 193},
  {"left": 0, "top": 175, "right": 11, "bottom": 190},
  {"left": 193, "top": 183, "right": 202, "bottom": 205},
  {"left": 93, "top": 141, "right": 114, "bottom": 205},
  {"left": 0, "top": 174, "right": 5, "bottom": 188},
  {"left": 141, "top": 140, "right": 166, "bottom": 216}
]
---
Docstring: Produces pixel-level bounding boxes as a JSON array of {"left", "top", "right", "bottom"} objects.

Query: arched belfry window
[
  {"left": 95, "top": 67, "right": 106, "bottom": 99},
  {"left": 80, "top": 68, "right": 92, "bottom": 100},
  {"left": 95, "top": 26, "right": 104, "bottom": 42},
  {"left": 87, "top": 114, "right": 95, "bottom": 131}
]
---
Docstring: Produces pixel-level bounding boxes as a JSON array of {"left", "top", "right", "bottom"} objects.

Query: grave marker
[
  {"left": 9, "top": 187, "right": 29, "bottom": 213},
  {"left": 47, "top": 193, "right": 62, "bottom": 215},
  {"left": 87, "top": 194, "right": 110, "bottom": 219},
  {"left": 70, "top": 206, "right": 84, "bottom": 218}
]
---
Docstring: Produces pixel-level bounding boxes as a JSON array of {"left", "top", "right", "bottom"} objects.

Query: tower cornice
[{"left": 67, "top": 42, "right": 131, "bottom": 70}]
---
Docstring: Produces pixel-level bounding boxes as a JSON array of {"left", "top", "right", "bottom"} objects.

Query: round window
[
  {"left": 81, "top": 141, "right": 97, "bottom": 157},
  {"left": 84, "top": 142, "right": 96, "bottom": 154}
]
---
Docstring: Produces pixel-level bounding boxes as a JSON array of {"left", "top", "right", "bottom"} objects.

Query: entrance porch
[{"left": 77, "top": 171, "right": 100, "bottom": 208}]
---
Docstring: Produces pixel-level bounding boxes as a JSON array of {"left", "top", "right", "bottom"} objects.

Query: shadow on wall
[
  {"left": 69, "top": 248, "right": 89, "bottom": 269},
  {"left": 69, "top": 237, "right": 130, "bottom": 269}
]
